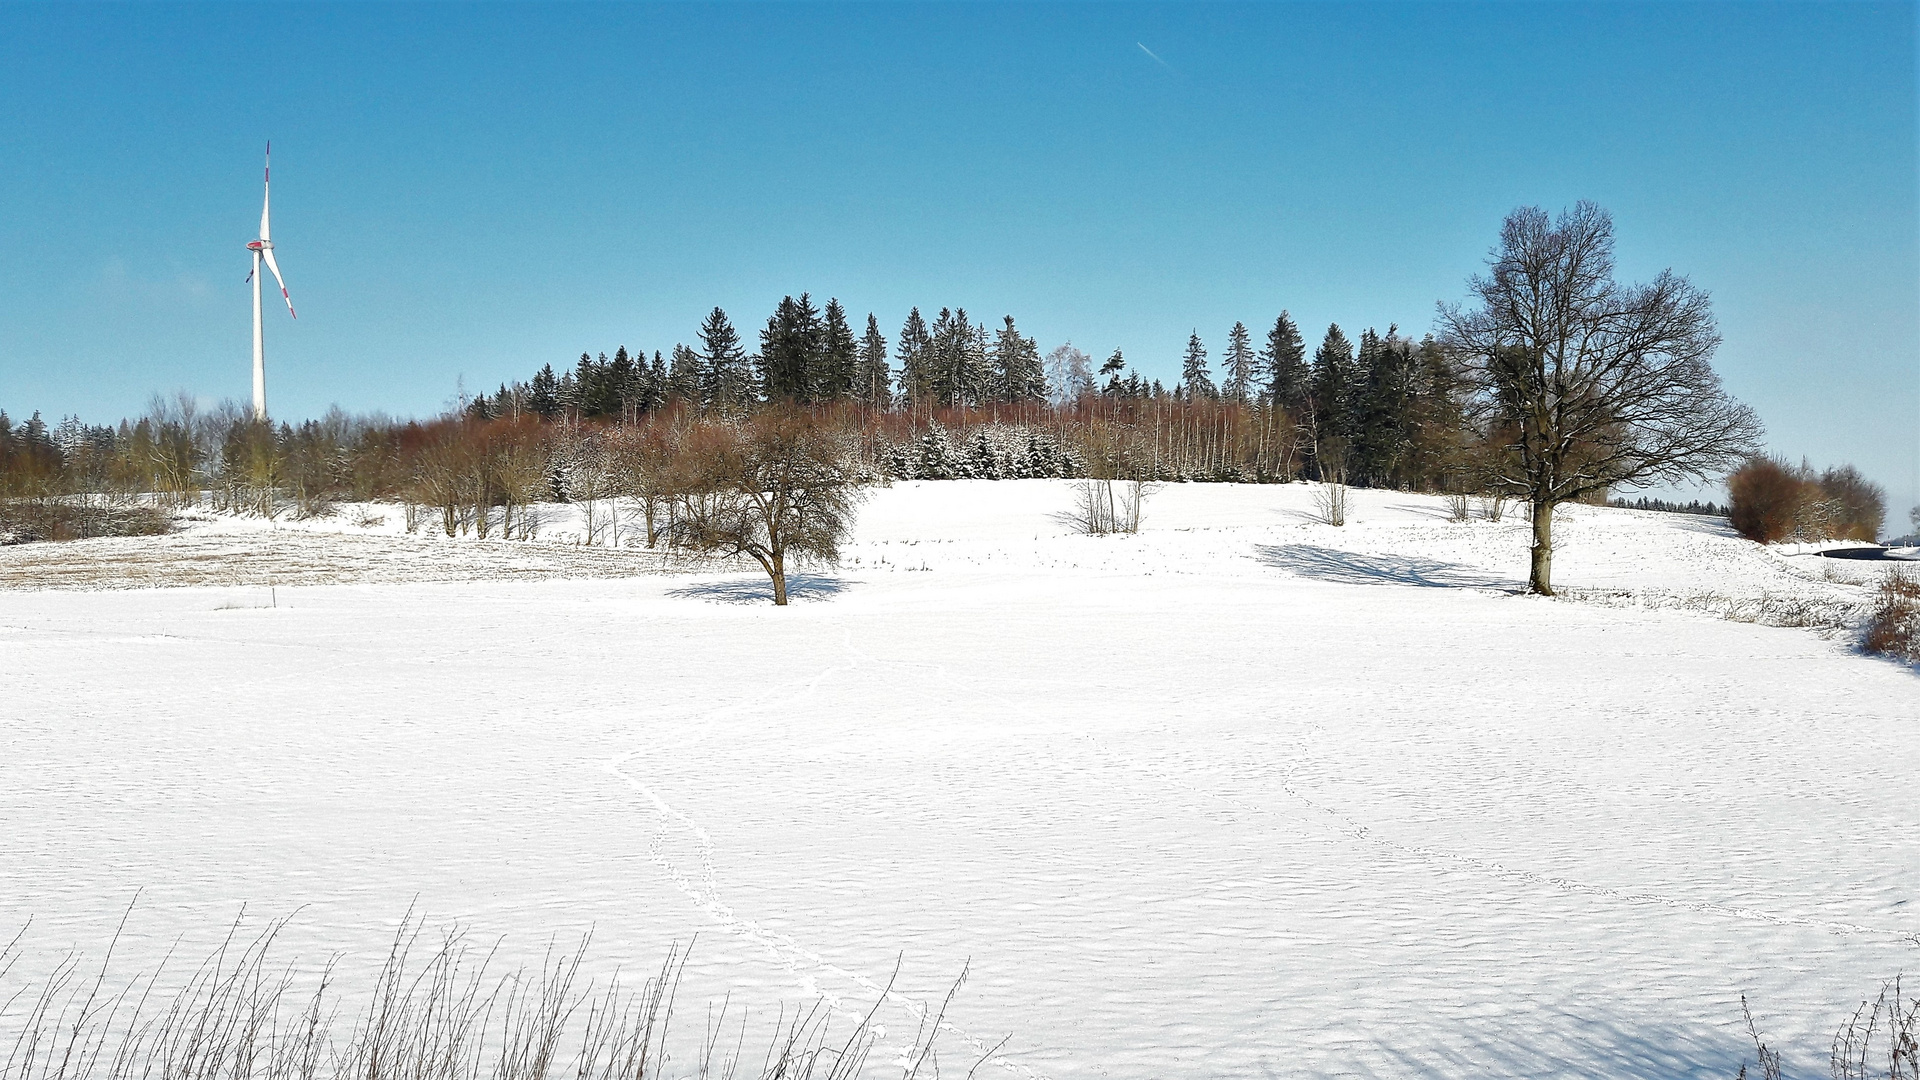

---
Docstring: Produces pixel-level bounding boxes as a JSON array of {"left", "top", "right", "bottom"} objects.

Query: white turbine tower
[{"left": 245, "top": 143, "right": 296, "bottom": 422}]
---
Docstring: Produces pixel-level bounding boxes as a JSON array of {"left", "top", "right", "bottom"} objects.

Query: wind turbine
[{"left": 245, "top": 143, "right": 296, "bottom": 422}]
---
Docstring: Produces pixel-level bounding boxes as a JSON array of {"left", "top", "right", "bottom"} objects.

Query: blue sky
[{"left": 1, "top": 2, "right": 1914, "bottom": 509}]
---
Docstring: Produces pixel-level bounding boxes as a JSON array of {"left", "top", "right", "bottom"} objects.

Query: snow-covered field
[{"left": 2, "top": 480, "right": 1914, "bottom": 1079}]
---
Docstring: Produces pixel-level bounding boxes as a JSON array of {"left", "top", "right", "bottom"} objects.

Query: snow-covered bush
[{"left": 1864, "top": 570, "right": 1919, "bottom": 661}]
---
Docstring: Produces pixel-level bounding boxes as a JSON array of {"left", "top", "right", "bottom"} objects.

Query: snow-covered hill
[{"left": 1, "top": 481, "right": 1912, "bottom": 1079}]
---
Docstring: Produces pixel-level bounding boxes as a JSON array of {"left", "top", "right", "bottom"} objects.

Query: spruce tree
[
  {"left": 607, "top": 347, "right": 636, "bottom": 421},
  {"left": 991, "top": 315, "right": 1045, "bottom": 402},
  {"left": 668, "top": 344, "right": 703, "bottom": 403},
  {"left": 929, "top": 308, "right": 985, "bottom": 408},
  {"left": 819, "top": 299, "right": 858, "bottom": 401},
  {"left": 1181, "top": 331, "right": 1216, "bottom": 399},
  {"left": 698, "top": 307, "right": 753, "bottom": 413},
  {"left": 1350, "top": 327, "right": 1416, "bottom": 488},
  {"left": 645, "top": 351, "right": 668, "bottom": 413},
  {"left": 1310, "top": 324, "right": 1356, "bottom": 475},
  {"left": 1222, "top": 322, "right": 1256, "bottom": 403},
  {"left": 759, "top": 294, "right": 825, "bottom": 402},
  {"left": 529, "top": 364, "right": 560, "bottom": 418},
  {"left": 895, "top": 307, "right": 932, "bottom": 404},
  {"left": 1261, "top": 312, "right": 1308, "bottom": 413},
  {"left": 857, "top": 314, "right": 891, "bottom": 407}
]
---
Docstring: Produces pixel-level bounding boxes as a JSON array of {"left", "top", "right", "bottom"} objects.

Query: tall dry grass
[{"left": 0, "top": 912, "right": 977, "bottom": 1080}]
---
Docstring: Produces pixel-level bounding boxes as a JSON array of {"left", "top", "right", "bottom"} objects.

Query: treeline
[
  {"left": 7, "top": 290, "right": 1757, "bottom": 532},
  {"left": 1606, "top": 496, "right": 1725, "bottom": 516},
  {"left": 465, "top": 298, "right": 1478, "bottom": 491}
]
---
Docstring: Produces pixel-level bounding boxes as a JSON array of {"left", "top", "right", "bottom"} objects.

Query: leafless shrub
[
  {"left": 1864, "top": 570, "right": 1920, "bottom": 661},
  {"left": 1066, "top": 479, "right": 1119, "bottom": 535},
  {"left": 349, "top": 507, "right": 386, "bottom": 529},
  {"left": 1832, "top": 975, "right": 1920, "bottom": 1080},
  {"left": 1313, "top": 481, "right": 1348, "bottom": 527},
  {"left": 1117, "top": 479, "right": 1157, "bottom": 534},
  {"left": 1476, "top": 494, "right": 1507, "bottom": 522},
  {"left": 1443, "top": 492, "right": 1471, "bottom": 523},
  {"left": 1735, "top": 996, "right": 1783, "bottom": 1080}
]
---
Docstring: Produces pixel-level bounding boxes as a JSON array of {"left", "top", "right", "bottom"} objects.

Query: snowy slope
[{"left": 1, "top": 481, "right": 1913, "bottom": 1080}]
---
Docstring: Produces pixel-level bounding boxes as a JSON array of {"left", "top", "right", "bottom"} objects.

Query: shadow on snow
[
  {"left": 1256, "top": 543, "right": 1519, "bottom": 590},
  {"left": 666, "top": 573, "right": 854, "bottom": 605}
]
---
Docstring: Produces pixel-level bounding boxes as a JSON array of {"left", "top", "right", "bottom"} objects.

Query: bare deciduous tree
[
  {"left": 669, "top": 409, "right": 863, "bottom": 606},
  {"left": 1440, "top": 201, "right": 1762, "bottom": 594}
]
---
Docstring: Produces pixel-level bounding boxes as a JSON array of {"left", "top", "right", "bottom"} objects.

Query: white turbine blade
[
  {"left": 259, "top": 143, "right": 272, "bottom": 242},
  {"left": 260, "top": 248, "right": 295, "bottom": 319}
]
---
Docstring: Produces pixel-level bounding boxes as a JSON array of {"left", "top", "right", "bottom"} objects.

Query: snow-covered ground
[{"left": 2, "top": 480, "right": 1914, "bottom": 1079}]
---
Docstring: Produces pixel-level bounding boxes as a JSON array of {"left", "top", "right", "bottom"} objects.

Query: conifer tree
[
  {"left": 991, "top": 315, "right": 1045, "bottom": 402},
  {"left": 698, "top": 307, "right": 754, "bottom": 413},
  {"left": 1350, "top": 327, "right": 1417, "bottom": 488},
  {"left": 895, "top": 307, "right": 933, "bottom": 404},
  {"left": 668, "top": 344, "right": 703, "bottom": 403},
  {"left": 819, "top": 299, "right": 858, "bottom": 401},
  {"left": 529, "top": 364, "right": 561, "bottom": 418},
  {"left": 1099, "top": 349, "right": 1127, "bottom": 396},
  {"left": 759, "top": 294, "right": 824, "bottom": 402},
  {"left": 644, "top": 351, "right": 668, "bottom": 413},
  {"left": 929, "top": 308, "right": 985, "bottom": 407},
  {"left": 1181, "top": 331, "right": 1216, "bottom": 399},
  {"left": 1222, "top": 322, "right": 1256, "bottom": 403},
  {"left": 856, "top": 314, "right": 891, "bottom": 407},
  {"left": 607, "top": 347, "right": 636, "bottom": 421},
  {"left": 1310, "top": 324, "right": 1357, "bottom": 474},
  {"left": 1261, "top": 312, "right": 1308, "bottom": 413}
]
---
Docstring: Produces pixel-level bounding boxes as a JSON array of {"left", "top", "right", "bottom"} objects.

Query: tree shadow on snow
[
  {"left": 666, "top": 574, "right": 854, "bottom": 605},
  {"left": 1256, "top": 543, "right": 1520, "bottom": 590}
]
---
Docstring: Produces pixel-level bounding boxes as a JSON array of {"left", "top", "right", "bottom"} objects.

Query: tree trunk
[
  {"left": 1529, "top": 498, "right": 1555, "bottom": 595},
  {"left": 770, "top": 551, "right": 788, "bottom": 606}
]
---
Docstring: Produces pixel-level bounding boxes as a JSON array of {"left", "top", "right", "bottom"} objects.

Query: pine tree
[
  {"left": 818, "top": 299, "right": 858, "bottom": 401},
  {"left": 1099, "top": 349, "right": 1127, "bottom": 396},
  {"left": 1222, "top": 322, "right": 1256, "bottom": 403},
  {"left": 895, "top": 307, "right": 932, "bottom": 404},
  {"left": 698, "top": 307, "right": 753, "bottom": 413},
  {"left": 857, "top": 314, "right": 891, "bottom": 407},
  {"left": 1181, "top": 331, "right": 1216, "bottom": 399}
]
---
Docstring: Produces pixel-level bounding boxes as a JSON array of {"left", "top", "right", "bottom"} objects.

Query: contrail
[{"left": 1136, "top": 42, "right": 1169, "bottom": 67}]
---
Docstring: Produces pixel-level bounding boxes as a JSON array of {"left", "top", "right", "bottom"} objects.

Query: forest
[{"left": 0, "top": 301, "right": 1489, "bottom": 533}]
